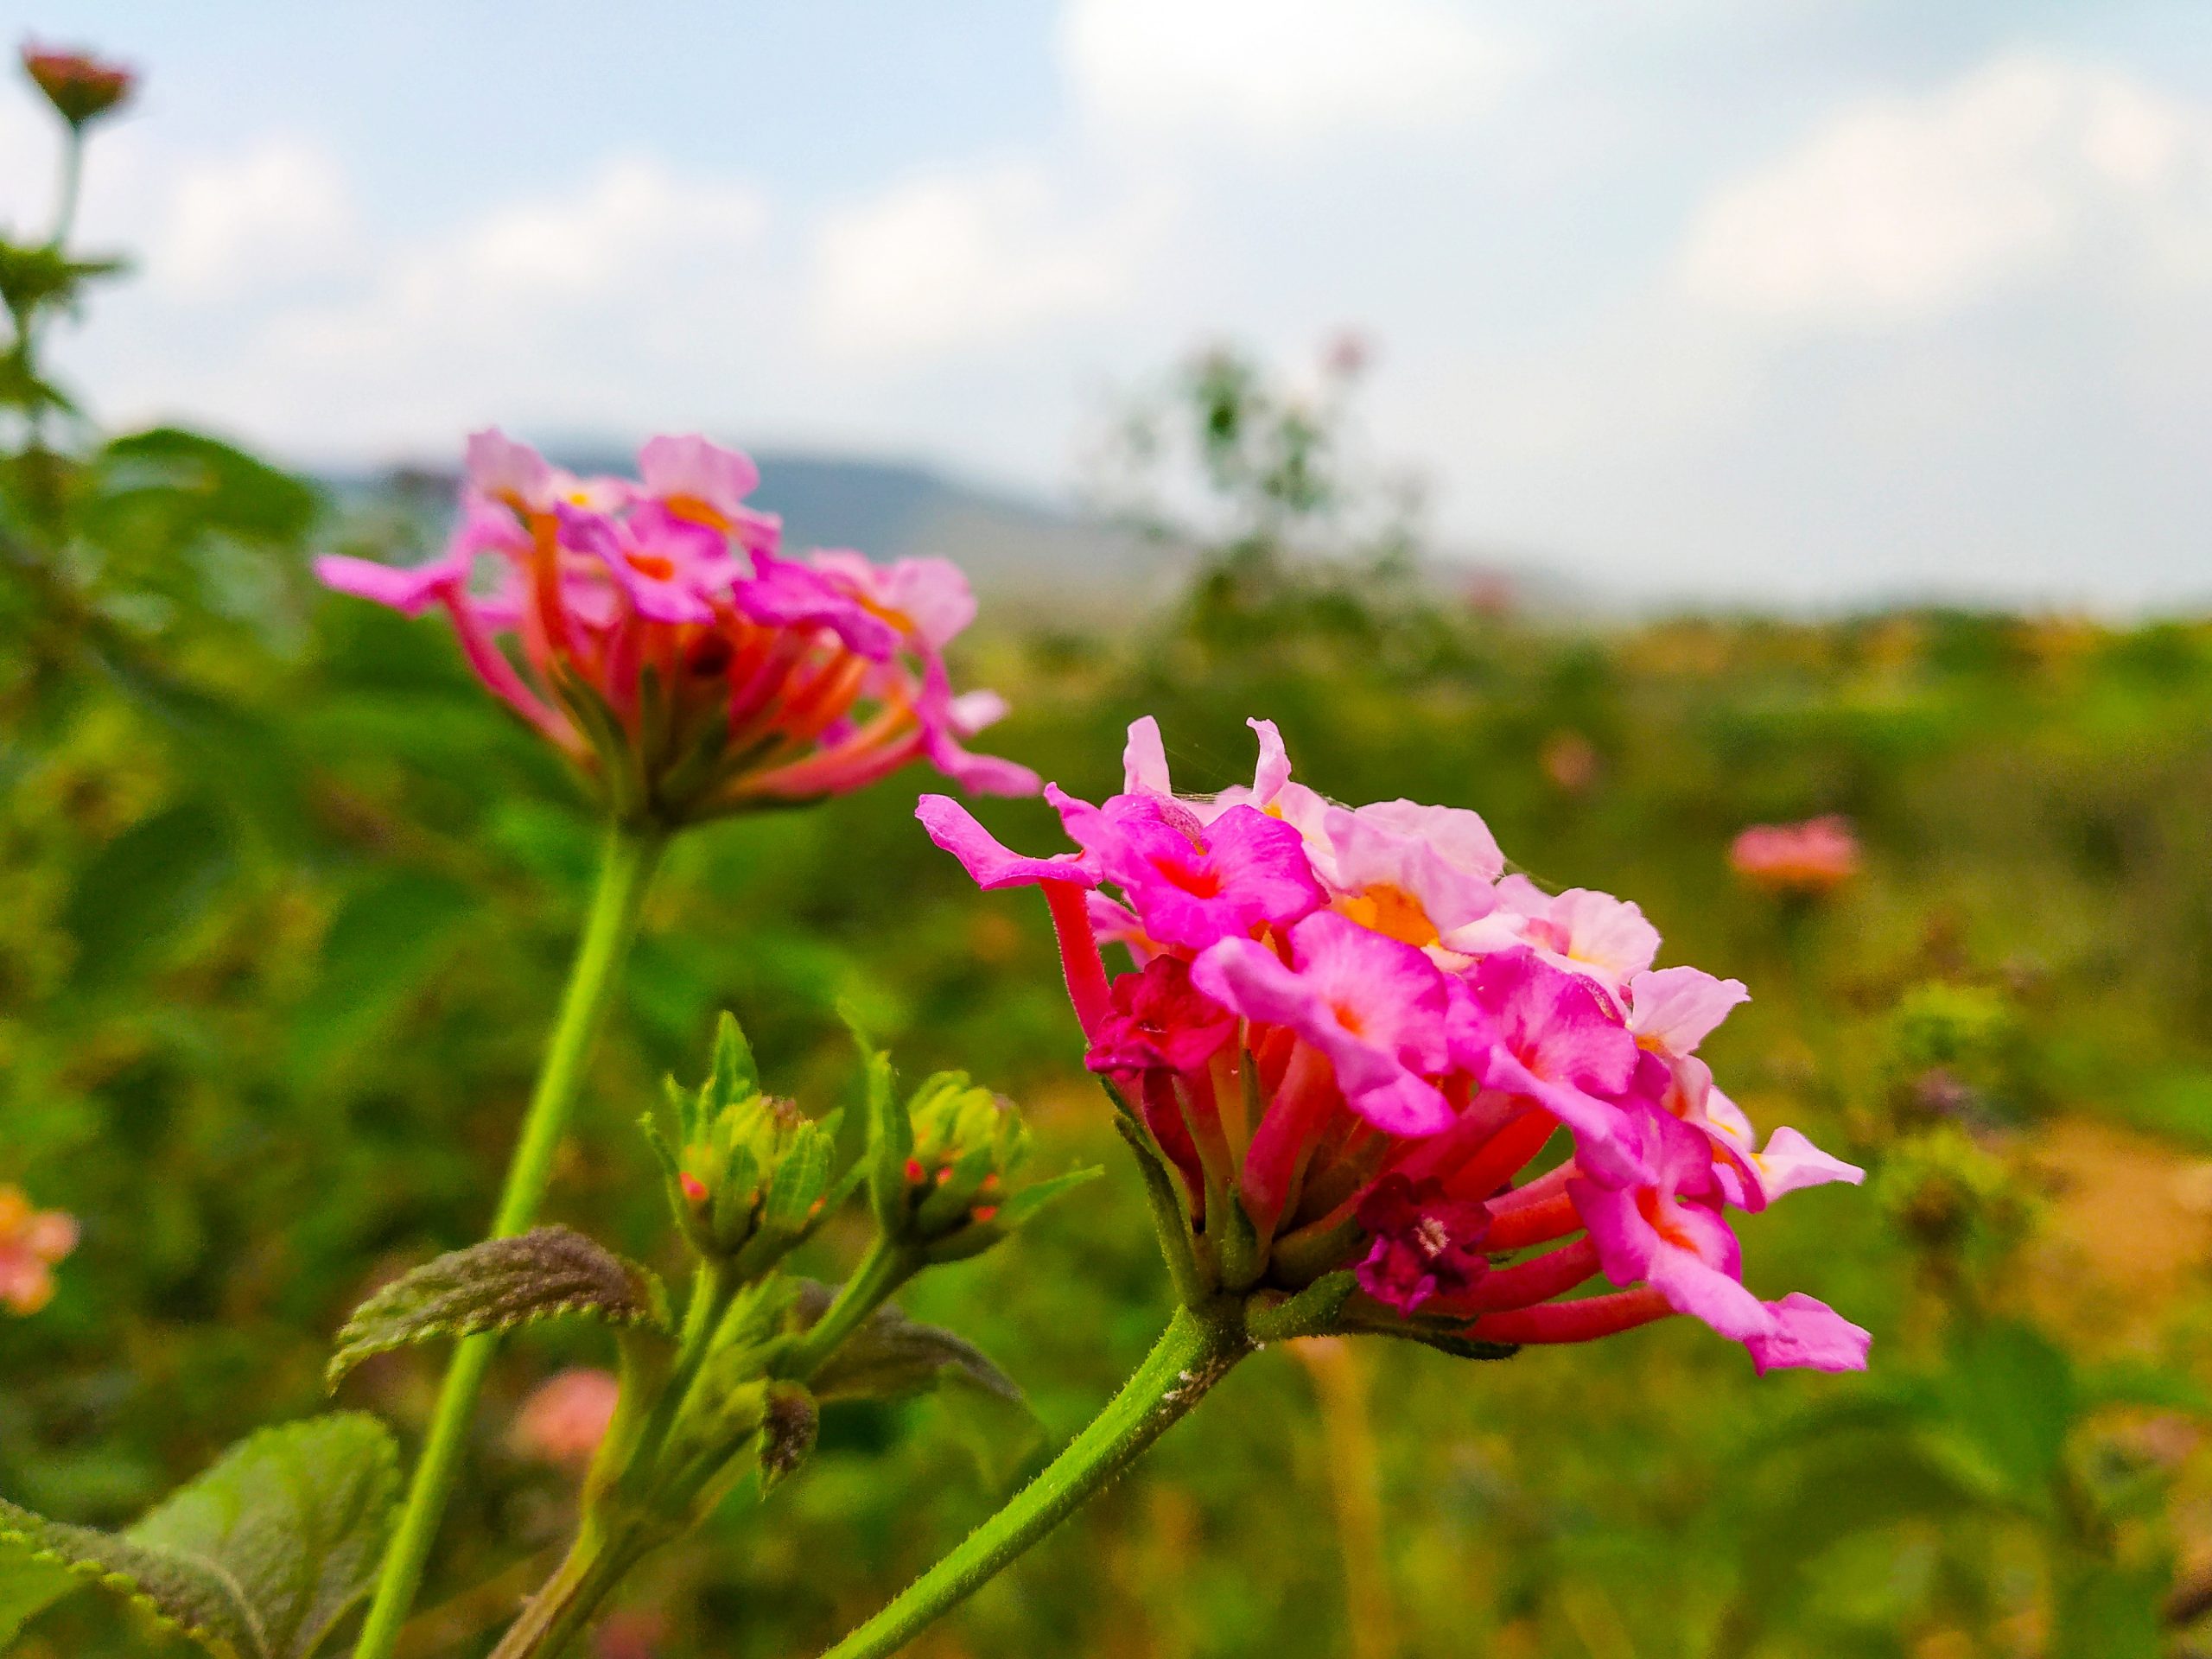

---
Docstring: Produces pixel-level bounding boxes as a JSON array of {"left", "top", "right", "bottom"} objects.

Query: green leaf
[
  {"left": 328, "top": 1226, "right": 669, "bottom": 1389},
  {"left": 63, "top": 795, "right": 237, "bottom": 988},
  {"left": 287, "top": 872, "right": 475, "bottom": 1084},
  {"left": 989, "top": 1165, "right": 1105, "bottom": 1231},
  {"left": 1941, "top": 1319, "right": 2075, "bottom": 1502},
  {"left": 805, "top": 1296, "right": 1025, "bottom": 1411},
  {"left": 845, "top": 1007, "right": 909, "bottom": 1235},
  {"left": 705, "top": 1008, "right": 760, "bottom": 1109},
  {"left": 0, "top": 1414, "right": 397, "bottom": 1659},
  {"left": 94, "top": 427, "right": 320, "bottom": 548},
  {"left": 0, "top": 1550, "right": 76, "bottom": 1646},
  {"left": 2050, "top": 1553, "right": 2165, "bottom": 1659}
]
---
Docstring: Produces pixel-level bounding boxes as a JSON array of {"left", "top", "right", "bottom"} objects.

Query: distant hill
[{"left": 321, "top": 448, "right": 1173, "bottom": 617}]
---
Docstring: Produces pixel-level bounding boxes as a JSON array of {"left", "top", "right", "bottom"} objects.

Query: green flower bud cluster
[
  {"left": 645, "top": 1014, "right": 852, "bottom": 1277},
  {"left": 861, "top": 1039, "right": 1102, "bottom": 1268}
]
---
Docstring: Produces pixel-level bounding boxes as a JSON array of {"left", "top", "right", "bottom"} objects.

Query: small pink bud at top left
[
  {"left": 679, "top": 1171, "right": 710, "bottom": 1205},
  {"left": 21, "top": 42, "right": 134, "bottom": 128}
]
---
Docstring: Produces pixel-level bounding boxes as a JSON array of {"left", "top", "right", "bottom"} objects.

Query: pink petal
[
  {"left": 916, "top": 796, "right": 1095, "bottom": 889},
  {"left": 1744, "top": 1293, "right": 1872, "bottom": 1375},
  {"left": 314, "top": 553, "right": 461, "bottom": 617},
  {"left": 1247, "top": 718, "right": 1292, "bottom": 803},
  {"left": 465, "top": 428, "right": 556, "bottom": 512},
  {"left": 1123, "top": 716, "right": 1172, "bottom": 796},
  {"left": 1753, "top": 1126, "right": 1866, "bottom": 1200},
  {"left": 638, "top": 433, "right": 760, "bottom": 517},
  {"left": 1627, "top": 966, "right": 1749, "bottom": 1057},
  {"left": 1191, "top": 914, "right": 1454, "bottom": 1135}
]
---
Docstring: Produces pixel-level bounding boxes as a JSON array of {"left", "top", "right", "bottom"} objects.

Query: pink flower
[
  {"left": 1451, "top": 875, "right": 1660, "bottom": 996},
  {"left": 594, "top": 1611, "right": 670, "bottom": 1659},
  {"left": 1053, "top": 790, "right": 1325, "bottom": 951},
  {"left": 1728, "top": 816, "right": 1860, "bottom": 895},
  {"left": 1355, "top": 1175, "right": 1491, "bottom": 1313},
  {"left": 0, "top": 1186, "right": 78, "bottom": 1316},
  {"left": 920, "top": 717, "right": 1866, "bottom": 1375},
  {"left": 512, "top": 1368, "right": 622, "bottom": 1470},
  {"left": 21, "top": 42, "right": 133, "bottom": 128},
  {"left": 315, "top": 430, "right": 1038, "bottom": 825},
  {"left": 1623, "top": 967, "right": 1863, "bottom": 1211},
  {"left": 1568, "top": 1107, "right": 1871, "bottom": 1371},
  {"left": 1458, "top": 950, "right": 1645, "bottom": 1185},
  {"left": 1194, "top": 912, "right": 1452, "bottom": 1135}
]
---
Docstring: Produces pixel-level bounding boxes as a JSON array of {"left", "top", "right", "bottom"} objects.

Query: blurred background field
[
  {"left": 11, "top": 5, "right": 2212, "bottom": 1656},
  {"left": 10, "top": 385, "right": 2212, "bottom": 1655}
]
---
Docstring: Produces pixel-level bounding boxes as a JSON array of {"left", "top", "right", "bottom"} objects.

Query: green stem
[
  {"left": 353, "top": 824, "right": 665, "bottom": 1659},
  {"left": 483, "top": 1525, "right": 639, "bottom": 1659},
  {"left": 817, "top": 1304, "right": 1249, "bottom": 1659},
  {"left": 49, "top": 127, "right": 83, "bottom": 250},
  {"left": 783, "top": 1236, "right": 916, "bottom": 1382}
]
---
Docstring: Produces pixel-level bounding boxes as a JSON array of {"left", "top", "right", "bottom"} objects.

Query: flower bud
[
  {"left": 645, "top": 1014, "right": 844, "bottom": 1277},
  {"left": 21, "top": 44, "right": 134, "bottom": 129},
  {"left": 895, "top": 1073, "right": 1032, "bottom": 1262}
]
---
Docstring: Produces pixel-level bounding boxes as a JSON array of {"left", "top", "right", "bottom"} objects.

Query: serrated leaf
[
  {"left": 0, "top": 1414, "right": 397, "bottom": 1659},
  {"left": 328, "top": 1226, "right": 668, "bottom": 1389},
  {"left": 0, "top": 1548, "right": 76, "bottom": 1646}
]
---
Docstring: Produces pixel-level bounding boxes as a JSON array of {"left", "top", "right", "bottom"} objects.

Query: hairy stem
[
  {"left": 817, "top": 1304, "right": 1249, "bottom": 1659},
  {"left": 353, "top": 825, "right": 665, "bottom": 1659}
]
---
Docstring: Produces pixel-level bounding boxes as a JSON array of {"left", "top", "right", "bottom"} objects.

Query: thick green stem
[
  {"left": 817, "top": 1305, "right": 1249, "bottom": 1659},
  {"left": 483, "top": 1525, "right": 639, "bottom": 1659},
  {"left": 353, "top": 825, "right": 665, "bottom": 1659}
]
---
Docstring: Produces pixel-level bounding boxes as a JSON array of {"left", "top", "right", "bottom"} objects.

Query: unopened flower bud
[
  {"left": 645, "top": 1014, "right": 844, "bottom": 1276},
  {"left": 893, "top": 1074, "right": 1033, "bottom": 1262}
]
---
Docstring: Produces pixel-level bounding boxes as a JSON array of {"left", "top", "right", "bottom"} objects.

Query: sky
[{"left": 7, "top": 0, "right": 2211, "bottom": 608}]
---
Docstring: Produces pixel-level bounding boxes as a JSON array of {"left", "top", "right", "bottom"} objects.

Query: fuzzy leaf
[
  {"left": 808, "top": 1300, "right": 1026, "bottom": 1410},
  {"left": 0, "top": 1551, "right": 75, "bottom": 1646},
  {"left": 0, "top": 1414, "right": 397, "bottom": 1659},
  {"left": 758, "top": 1383, "right": 819, "bottom": 1494},
  {"left": 328, "top": 1226, "right": 667, "bottom": 1389}
]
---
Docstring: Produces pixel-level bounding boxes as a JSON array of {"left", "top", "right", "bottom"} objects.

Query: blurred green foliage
[{"left": 10, "top": 162, "right": 2212, "bottom": 1657}]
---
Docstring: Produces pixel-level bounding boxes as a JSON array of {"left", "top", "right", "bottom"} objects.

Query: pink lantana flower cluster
[
  {"left": 316, "top": 431, "right": 1038, "bottom": 825},
  {"left": 920, "top": 719, "right": 1869, "bottom": 1373},
  {"left": 1729, "top": 815, "right": 1861, "bottom": 896},
  {"left": 0, "top": 1185, "right": 78, "bottom": 1316}
]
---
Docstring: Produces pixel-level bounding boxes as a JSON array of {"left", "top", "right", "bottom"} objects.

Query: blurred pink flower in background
[
  {"left": 1728, "top": 816, "right": 1860, "bottom": 896},
  {"left": 0, "top": 1185, "right": 78, "bottom": 1315},
  {"left": 512, "top": 1367, "right": 621, "bottom": 1470},
  {"left": 20, "top": 41, "right": 134, "bottom": 127},
  {"left": 594, "top": 1609, "right": 669, "bottom": 1659},
  {"left": 315, "top": 430, "right": 1037, "bottom": 826}
]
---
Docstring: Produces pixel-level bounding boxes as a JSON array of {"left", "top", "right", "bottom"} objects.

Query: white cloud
[
  {"left": 1060, "top": 0, "right": 1517, "bottom": 148},
  {"left": 809, "top": 162, "right": 1166, "bottom": 362},
  {"left": 150, "top": 140, "right": 355, "bottom": 297},
  {"left": 1680, "top": 56, "right": 2212, "bottom": 323},
  {"left": 96, "top": 154, "right": 777, "bottom": 451}
]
